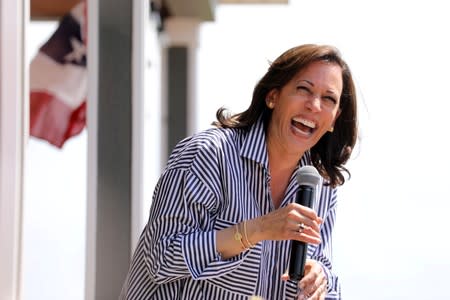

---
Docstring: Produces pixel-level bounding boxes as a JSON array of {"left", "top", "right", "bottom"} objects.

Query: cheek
[
  {"left": 272, "top": 107, "right": 288, "bottom": 124},
  {"left": 328, "top": 110, "right": 340, "bottom": 124}
]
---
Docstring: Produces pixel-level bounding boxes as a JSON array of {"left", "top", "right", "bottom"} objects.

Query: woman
[{"left": 121, "top": 44, "right": 358, "bottom": 300}]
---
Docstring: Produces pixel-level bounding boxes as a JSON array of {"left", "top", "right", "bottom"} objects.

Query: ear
[
  {"left": 265, "top": 89, "right": 278, "bottom": 108},
  {"left": 330, "top": 108, "right": 342, "bottom": 130}
]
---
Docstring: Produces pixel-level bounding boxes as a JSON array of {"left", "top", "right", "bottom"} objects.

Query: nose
[{"left": 306, "top": 95, "right": 321, "bottom": 112}]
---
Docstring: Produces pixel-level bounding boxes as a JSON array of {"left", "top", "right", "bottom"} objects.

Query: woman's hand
[
  {"left": 217, "top": 202, "right": 322, "bottom": 260},
  {"left": 297, "top": 259, "right": 328, "bottom": 300},
  {"left": 249, "top": 202, "right": 322, "bottom": 245}
]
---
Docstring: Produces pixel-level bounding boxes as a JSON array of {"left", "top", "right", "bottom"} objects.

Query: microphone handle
[
  {"left": 288, "top": 185, "right": 314, "bottom": 281},
  {"left": 289, "top": 240, "right": 308, "bottom": 281}
]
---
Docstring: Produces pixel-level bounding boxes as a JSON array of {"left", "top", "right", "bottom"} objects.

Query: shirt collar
[{"left": 240, "top": 116, "right": 269, "bottom": 170}]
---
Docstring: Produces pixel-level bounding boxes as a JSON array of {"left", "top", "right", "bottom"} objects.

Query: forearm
[
  {"left": 216, "top": 220, "right": 261, "bottom": 259},
  {"left": 148, "top": 227, "right": 247, "bottom": 284},
  {"left": 216, "top": 224, "right": 245, "bottom": 259},
  {"left": 146, "top": 168, "right": 246, "bottom": 283}
]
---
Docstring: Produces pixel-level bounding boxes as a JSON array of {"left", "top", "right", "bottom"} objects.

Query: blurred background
[{"left": 4, "top": 0, "right": 450, "bottom": 299}]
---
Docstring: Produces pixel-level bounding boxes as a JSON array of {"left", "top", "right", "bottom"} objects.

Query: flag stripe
[
  {"left": 30, "top": 91, "right": 86, "bottom": 148},
  {"left": 29, "top": 1, "right": 87, "bottom": 148},
  {"left": 30, "top": 52, "right": 86, "bottom": 108}
]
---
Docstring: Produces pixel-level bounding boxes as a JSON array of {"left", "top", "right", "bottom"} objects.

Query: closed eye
[
  {"left": 324, "top": 96, "right": 337, "bottom": 104},
  {"left": 297, "top": 86, "right": 310, "bottom": 93}
]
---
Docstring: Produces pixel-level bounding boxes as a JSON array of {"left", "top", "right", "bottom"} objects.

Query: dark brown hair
[{"left": 213, "top": 44, "right": 358, "bottom": 187}]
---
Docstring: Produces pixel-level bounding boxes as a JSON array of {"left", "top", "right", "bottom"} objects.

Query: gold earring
[
  {"left": 328, "top": 126, "right": 334, "bottom": 133},
  {"left": 267, "top": 102, "right": 274, "bottom": 109}
]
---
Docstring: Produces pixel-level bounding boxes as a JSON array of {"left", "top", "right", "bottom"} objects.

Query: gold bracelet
[
  {"left": 243, "top": 220, "right": 255, "bottom": 248},
  {"left": 234, "top": 223, "right": 247, "bottom": 250}
]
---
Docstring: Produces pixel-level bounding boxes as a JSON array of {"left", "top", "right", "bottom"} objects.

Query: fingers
[
  {"left": 318, "top": 281, "right": 327, "bottom": 300},
  {"left": 298, "top": 278, "right": 326, "bottom": 300},
  {"left": 287, "top": 203, "right": 322, "bottom": 233},
  {"left": 257, "top": 203, "right": 322, "bottom": 244},
  {"left": 298, "top": 260, "right": 327, "bottom": 300},
  {"left": 295, "top": 223, "right": 321, "bottom": 245},
  {"left": 296, "top": 202, "right": 323, "bottom": 223},
  {"left": 310, "top": 277, "right": 327, "bottom": 300},
  {"left": 286, "top": 204, "right": 322, "bottom": 245}
]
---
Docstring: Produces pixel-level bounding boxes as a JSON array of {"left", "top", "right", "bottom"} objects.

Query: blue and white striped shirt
[{"left": 120, "top": 118, "right": 341, "bottom": 300}]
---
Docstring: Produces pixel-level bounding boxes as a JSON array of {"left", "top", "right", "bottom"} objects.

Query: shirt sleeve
[
  {"left": 309, "top": 187, "right": 342, "bottom": 299},
  {"left": 144, "top": 167, "right": 246, "bottom": 285}
]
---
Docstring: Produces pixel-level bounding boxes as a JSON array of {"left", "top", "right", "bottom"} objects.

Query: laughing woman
[{"left": 120, "top": 44, "right": 358, "bottom": 300}]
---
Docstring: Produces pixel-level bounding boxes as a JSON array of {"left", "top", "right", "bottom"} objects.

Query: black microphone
[{"left": 288, "top": 165, "right": 321, "bottom": 282}]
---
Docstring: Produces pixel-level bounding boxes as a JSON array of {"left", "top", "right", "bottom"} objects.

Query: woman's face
[{"left": 266, "top": 60, "right": 342, "bottom": 158}]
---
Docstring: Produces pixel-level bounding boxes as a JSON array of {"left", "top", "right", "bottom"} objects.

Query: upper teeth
[{"left": 294, "top": 117, "right": 316, "bottom": 129}]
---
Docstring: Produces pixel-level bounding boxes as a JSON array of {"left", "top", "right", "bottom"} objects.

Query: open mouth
[{"left": 291, "top": 117, "right": 316, "bottom": 135}]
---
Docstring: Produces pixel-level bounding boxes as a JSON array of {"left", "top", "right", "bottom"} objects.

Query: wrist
[{"left": 246, "top": 218, "right": 262, "bottom": 246}]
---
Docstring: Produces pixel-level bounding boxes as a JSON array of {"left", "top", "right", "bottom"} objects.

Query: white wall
[{"left": 196, "top": 1, "right": 450, "bottom": 299}]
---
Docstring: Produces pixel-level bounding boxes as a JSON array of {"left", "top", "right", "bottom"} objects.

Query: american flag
[{"left": 29, "top": 1, "right": 87, "bottom": 148}]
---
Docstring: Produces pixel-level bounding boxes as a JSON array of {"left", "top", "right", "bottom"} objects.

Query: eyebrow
[{"left": 300, "top": 79, "right": 313, "bottom": 86}]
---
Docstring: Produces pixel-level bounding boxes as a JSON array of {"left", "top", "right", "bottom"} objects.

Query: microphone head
[{"left": 297, "top": 165, "right": 321, "bottom": 187}]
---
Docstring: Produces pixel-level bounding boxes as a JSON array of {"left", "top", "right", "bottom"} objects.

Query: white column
[
  {"left": 131, "top": 0, "right": 148, "bottom": 251},
  {"left": 86, "top": 0, "right": 134, "bottom": 298},
  {"left": 160, "top": 17, "right": 201, "bottom": 161},
  {"left": 0, "top": 0, "right": 27, "bottom": 299},
  {"left": 85, "top": 0, "right": 99, "bottom": 299}
]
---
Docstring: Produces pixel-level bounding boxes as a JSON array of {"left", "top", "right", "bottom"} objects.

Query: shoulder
[{"left": 166, "top": 127, "right": 243, "bottom": 170}]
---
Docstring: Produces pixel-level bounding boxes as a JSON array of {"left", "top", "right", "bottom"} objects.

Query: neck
[
  {"left": 266, "top": 133, "right": 304, "bottom": 173},
  {"left": 267, "top": 151, "right": 298, "bottom": 208},
  {"left": 266, "top": 135, "right": 303, "bottom": 208}
]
